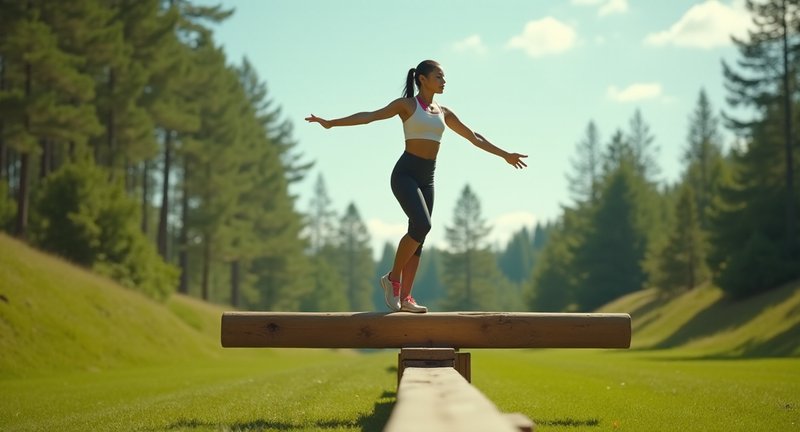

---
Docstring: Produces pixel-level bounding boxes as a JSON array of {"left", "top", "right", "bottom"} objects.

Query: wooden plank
[
  {"left": 384, "top": 367, "right": 521, "bottom": 432},
  {"left": 221, "top": 311, "right": 631, "bottom": 349}
]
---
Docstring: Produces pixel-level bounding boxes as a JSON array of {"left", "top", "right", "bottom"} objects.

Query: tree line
[
  {"left": 0, "top": 0, "right": 315, "bottom": 307},
  {"left": 527, "top": 0, "right": 800, "bottom": 310},
  {"left": 1, "top": 1, "right": 797, "bottom": 311}
]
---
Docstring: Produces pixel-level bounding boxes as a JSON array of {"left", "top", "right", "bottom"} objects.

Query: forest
[{"left": 1, "top": 0, "right": 798, "bottom": 312}]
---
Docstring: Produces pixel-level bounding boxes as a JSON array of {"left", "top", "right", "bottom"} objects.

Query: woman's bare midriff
[{"left": 405, "top": 139, "right": 440, "bottom": 160}]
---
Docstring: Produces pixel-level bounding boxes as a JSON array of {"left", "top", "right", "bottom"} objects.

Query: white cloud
[
  {"left": 507, "top": 17, "right": 577, "bottom": 58},
  {"left": 453, "top": 34, "right": 488, "bottom": 55},
  {"left": 366, "top": 218, "right": 406, "bottom": 247},
  {"left": 607, "top": 83, "right": 663, "bottom": 102},
  {"left": 572, "top": 0, "right": 628, "bottom": 16},
  {"left": 599, "top": 0, "right": 628, "bottom": 16},
  {"left": 644, "top": 0, "right": 751, "bottom": 49},
  {"left": 487, "top": 211, "right": 538, "bottom": 249}
]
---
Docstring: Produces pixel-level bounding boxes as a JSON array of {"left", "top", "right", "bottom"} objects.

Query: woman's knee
[{"left": 408, "top": 219, "right": 432, "bottom": 243}]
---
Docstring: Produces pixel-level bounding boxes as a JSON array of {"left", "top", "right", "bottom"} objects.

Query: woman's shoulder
[{"left": 391, "top": 97, "right": 416, "bottom": 116}]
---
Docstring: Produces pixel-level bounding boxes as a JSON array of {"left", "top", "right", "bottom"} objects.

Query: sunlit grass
[
  {"left": 1, "top": 233, "right": 799, "bottom": 431},
  {"left": 1, "top": 349, "right": 797, "bottom": 431}
]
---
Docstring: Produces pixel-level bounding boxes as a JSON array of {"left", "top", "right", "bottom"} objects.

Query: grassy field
[{"left": 1, "top": 234, "right": 799, "bottom": 431}]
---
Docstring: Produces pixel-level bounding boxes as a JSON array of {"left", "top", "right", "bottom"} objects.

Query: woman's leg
[
  {"left": 389, "top": 176, "right": 431, "bottom": 282},
  {"left": 400, "top": 253, "right": 420, "bottom": 299},
  {"left": 389, "top": 234, "right": 420, "bottom": 282},
  {"left": 399, "top": 183, "right": 433, "bottom": 302}
]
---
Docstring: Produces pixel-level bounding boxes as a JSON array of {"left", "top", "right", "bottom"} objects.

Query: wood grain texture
[
  {"left": 221, "top": 311, "right": 631, "bottom": 349},
  {"left": 384, "top": 367, "right": 522, "bottom": 432}
]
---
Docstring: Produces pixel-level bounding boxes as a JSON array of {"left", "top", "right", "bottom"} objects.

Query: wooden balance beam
[
  {"left": 221, "top": 312, "right": 631, "bottom": 432},
  {"left": 221, "top": 311, "right": 631, "bottom": 349}
]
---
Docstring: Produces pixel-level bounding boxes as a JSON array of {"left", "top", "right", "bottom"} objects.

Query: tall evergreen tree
[
  {"left": 713, "top": 0, "right": 800, "bottom": 297},
  {"left": 684, "top": 89, "right": 725, "bottom": 229},
  {"left": 627, "top": 109, "right": 660, "bottom": 181},
  {"left": 655, "top": 184, "right": 709, "bottom": 291},
  {"left": 336, "top": 203, "right": 374, "bottom": 310},
  {"left": 602, "top": 129, "right": 632, "bottom": 175},
  {"left": 573, "top": 161, "right": 648, "bottom": 310},
  {"left": 303, "top": 174, "right": 346, "bottom": 311},
  {"left": 498, "top": 227, "right": 534, "bottom": 284},
  {"left": 233, "top": 57, "right": 311, "bottom": 310},
  {"left": 307, "top": 174, "right": 338, "bottom": 254},
  {"left": 0, "top": 1, "right": 102, "bottom": 238},
  {"left": 441, "top": 185, "right": 502, "bottom": 310},
  {"left": 567, "top": 121, "right": 602, "bottom": 204},
  {"left": 526, "top": 212, "right": 586, "bottom": 312}
]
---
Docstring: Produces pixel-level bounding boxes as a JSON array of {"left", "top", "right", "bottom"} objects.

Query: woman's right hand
[{"left": 305, "top": 114, "right": 332, "bottom": 129}]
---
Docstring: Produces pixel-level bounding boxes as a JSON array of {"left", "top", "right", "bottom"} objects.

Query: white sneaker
[
  {"left": 400, "top": 296, "right": 428, "bottom": 313},
  {"left": 380, "top": 273, "right": 401, "bottom": 311}
]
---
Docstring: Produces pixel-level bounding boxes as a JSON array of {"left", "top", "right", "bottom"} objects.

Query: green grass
[
  {"left": 598, "top": 280, "right": 800, "bottom": 357},
  {"left": 477, "top": 350, "right": 799, "bottom": 431},
  {"left": 1, "top": 349, "right": 797, "bottom": 431},
  {"left": 1, "top": 233, "right": 799, "bottom": 431}
]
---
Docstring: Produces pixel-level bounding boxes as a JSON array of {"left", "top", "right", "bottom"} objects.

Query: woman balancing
[{"left": 306, "top": 60, "right": 528, "bottom": 313}]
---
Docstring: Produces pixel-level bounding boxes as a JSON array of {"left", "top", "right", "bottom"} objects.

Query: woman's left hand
[{"left": 505, "top": 153, "right": 528, "bottom": 169}]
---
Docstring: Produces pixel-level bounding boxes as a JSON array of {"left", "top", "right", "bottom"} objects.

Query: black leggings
[{"left": 391, "top": 151, "right": 435, "bottom": 256}]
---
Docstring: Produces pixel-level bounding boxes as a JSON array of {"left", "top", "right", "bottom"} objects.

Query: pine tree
[
  {"left": 0, "top": 1, "right": 102, "bottom": 238},
  {"left": 712, "top": 0, "right": 800, "bottom": 297},
  {"left": 307, "top": 174, "right": 338, "bottom": 254},
  {"left": 573, "top": 161, "right": 648, "bottom": 310},
  {"left": 441, "top": 185, "right": 502, "bottom": 310},
  {"left": 526, "top": 210, "right": 583, "bottom": 311},
  {"left": 233, "top": 57, "right": 311, "bottom": 310},
  {"left": 498, "top": 227, "right": 534, "bottom": 284},
  {"left": 655, "top": 184, "right": 709, "bottom": 291},
  {"left": 684, "top": 89, "right": 725, "bottom": 229},
  {"left": 725, "top": 0, "right": 798, "bottom": 250},
  {"left": 336, "top": 203, "right": 374, "bottom": 310},
  {"left": 627, "top": 109, "right": 660, "bottom": 181},
  {"left": 303, "top": 174, "right": 347, "bottom": 311},
  {"left": 602, "top": 129, "right": 632, "bottom": 175},
  {"left": 567, "top": 121, "right": 602, "bottom": 204}
]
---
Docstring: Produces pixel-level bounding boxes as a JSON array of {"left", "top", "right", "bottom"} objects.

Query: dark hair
[{"left": 403, "top": 60, "right": 440, "bottom": 98}]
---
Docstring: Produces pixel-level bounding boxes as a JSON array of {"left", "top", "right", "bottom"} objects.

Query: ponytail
[
  {"left": 401, "top": 60, "right": 440, "bottom": 99},
  {"left": 403, "top": 68, "right": 416, "bottom": 98}
]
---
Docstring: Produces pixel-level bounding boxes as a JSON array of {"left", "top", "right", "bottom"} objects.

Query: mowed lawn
[
  {"left": 1, "top": 348, "right": 797, "bottom": 432},
  {"left": 1, "top": 235, "right": 798, "bottom": 431}
]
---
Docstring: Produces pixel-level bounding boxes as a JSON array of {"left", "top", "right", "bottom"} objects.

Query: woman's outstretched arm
[
  {"left": 306, "top": 98, "right": 407, "bottom": 129},
  {"left": 443, "top": 106, "right": 528, "bottom": 169}
]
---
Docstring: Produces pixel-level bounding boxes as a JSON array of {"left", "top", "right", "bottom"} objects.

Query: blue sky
[{"left": 200, "top": 0, "right": 752, "bottom": 257}]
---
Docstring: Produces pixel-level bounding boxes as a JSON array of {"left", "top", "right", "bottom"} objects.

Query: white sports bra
[{"left": 403, "top": 97, "right": 445, "bottom": 142}]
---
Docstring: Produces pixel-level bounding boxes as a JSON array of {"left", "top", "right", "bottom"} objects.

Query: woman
[{"left": 306, "top": 60, "right": 527, "bottom": 313}]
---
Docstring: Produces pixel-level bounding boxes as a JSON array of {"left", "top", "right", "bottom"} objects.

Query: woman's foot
[
  {"left": 380, "top": 273, "right": 401, "bottom": 311},
  {"left": 400, "top": 296, "right": 428, "bottom": 313}
]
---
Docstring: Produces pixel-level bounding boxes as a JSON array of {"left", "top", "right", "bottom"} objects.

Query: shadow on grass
[
  {"left": 163, "top": 390, "right": 396, "bottom": 432},
  {"left": 532, "top": 417, "right": 600, "bottom": 427}
]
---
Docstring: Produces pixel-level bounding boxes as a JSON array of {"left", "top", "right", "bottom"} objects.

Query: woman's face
[{"left": 420, "top": 66, "right": 446, "bottom": 94}]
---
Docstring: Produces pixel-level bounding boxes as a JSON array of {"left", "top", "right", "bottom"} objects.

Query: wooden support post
[
  {"left": 221, "top": 312, "right": 631, "bottom": 349},
  {"left": 398, "top": 348, "right": 459, "bottom": 386}
]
